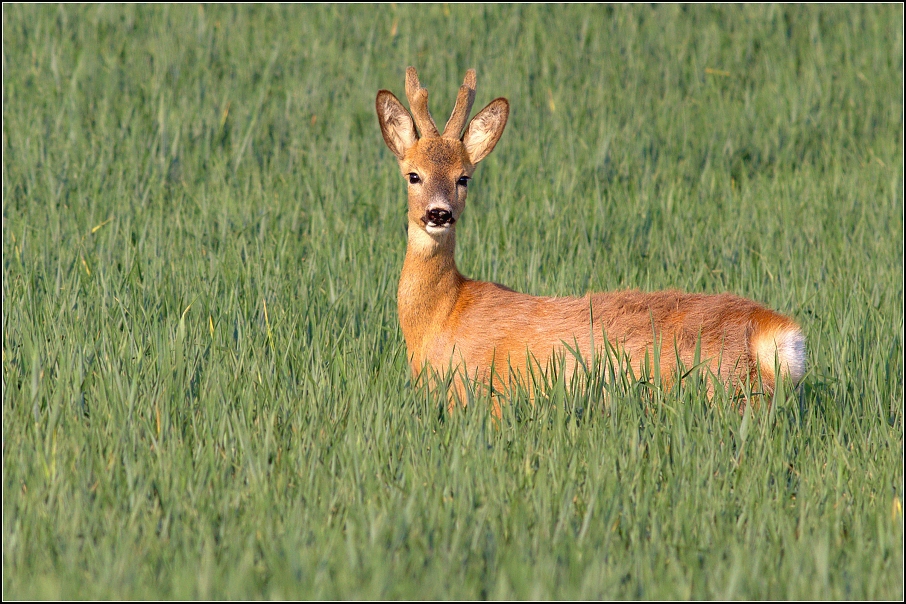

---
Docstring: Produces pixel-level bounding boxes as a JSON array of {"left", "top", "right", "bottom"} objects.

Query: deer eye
[
  {"left": 407, "top": 173, "right": 421, "bottom": 184},
  {"left": 457, "top": 176, "right": 470, "bottom": 187}
]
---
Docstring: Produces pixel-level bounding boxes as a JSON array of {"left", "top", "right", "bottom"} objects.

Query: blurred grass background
[{"left": 2, "top": 4, "right": 903, "bottom": 598}]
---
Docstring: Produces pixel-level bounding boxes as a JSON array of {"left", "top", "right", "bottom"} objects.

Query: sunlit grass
[{"left": 3, "top": 4, "right": 903, "bottom": 599}]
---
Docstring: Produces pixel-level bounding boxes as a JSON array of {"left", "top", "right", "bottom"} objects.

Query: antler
[
  {"left": 442, "top": 69, "right": 477, "bottom": 139},
  {"left": 405, "top": 67, "right": 440, "bottom": 138}
]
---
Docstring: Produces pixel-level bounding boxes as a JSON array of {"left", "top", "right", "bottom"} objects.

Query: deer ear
[
  {"left": 462, "top": 98, "right": 509, "bottom": 164},
  {"left": 376, "top": 90, "right": 418, "bottom": 160}
]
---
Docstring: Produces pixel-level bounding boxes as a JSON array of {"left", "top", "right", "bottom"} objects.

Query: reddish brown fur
[{"left": 403, "top": 266, "right": 797, "bottom": 404}]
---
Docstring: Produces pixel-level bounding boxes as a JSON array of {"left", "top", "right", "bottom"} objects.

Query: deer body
[{"left": 377, "top": 68, "right": 805, "bottom": 405}]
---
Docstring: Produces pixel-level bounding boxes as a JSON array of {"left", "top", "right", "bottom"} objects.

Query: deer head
[{"left": 375, "top": 67, "right": 509, "bottom": 240}]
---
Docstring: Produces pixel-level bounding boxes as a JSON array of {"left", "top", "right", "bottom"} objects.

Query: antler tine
[
  {"left": 405, "top": 67, "right": 440, "bottom": 138},
  {"left": 442, "top": 69, "right": 477, "bottom": 139}
]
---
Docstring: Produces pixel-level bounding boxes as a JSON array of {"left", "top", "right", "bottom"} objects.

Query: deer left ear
[
  {"left": 376, "top": 90, "right": 418, "bottom": 160},
  {"left": 462, "top": 98, "right": 509, "bottom": 164}
]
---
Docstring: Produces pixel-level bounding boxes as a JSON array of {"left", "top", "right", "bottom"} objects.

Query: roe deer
[{"left": 375, "top": 67, "right": 805, "bottom": 409}]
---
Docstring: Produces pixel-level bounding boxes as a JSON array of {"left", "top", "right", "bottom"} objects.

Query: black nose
[{"left": 424, "top": 208, "right": 454, "bottom": 226}]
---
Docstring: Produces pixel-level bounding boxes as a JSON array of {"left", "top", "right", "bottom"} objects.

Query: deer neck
[{"left": 397, "top": 223, "right": 465, "bottom": 369}]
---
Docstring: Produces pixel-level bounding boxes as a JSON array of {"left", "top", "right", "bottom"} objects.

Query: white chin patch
[{"left": 425, "top": 224, "right": 453, "bottom": 235}]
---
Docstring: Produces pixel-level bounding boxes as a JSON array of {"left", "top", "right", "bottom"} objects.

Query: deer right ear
[
  {"left": 462, "top": 98, "right": 509, "bottom": 164},
  {"left": 376, "top": 90, "right": 418, "bottom": 160}
]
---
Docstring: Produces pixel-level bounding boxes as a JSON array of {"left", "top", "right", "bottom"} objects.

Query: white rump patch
[{"left": 755, "top": 326, "right": 806, "bottom": 385}]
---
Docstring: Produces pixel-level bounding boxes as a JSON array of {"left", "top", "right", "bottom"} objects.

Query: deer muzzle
[{"left": 423, "top": 207, "right": 455, "bottom": 228}]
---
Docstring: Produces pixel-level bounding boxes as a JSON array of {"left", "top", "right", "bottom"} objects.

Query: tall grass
[{"left": 3, "top": 4, "right": 903, "bottom": 599}]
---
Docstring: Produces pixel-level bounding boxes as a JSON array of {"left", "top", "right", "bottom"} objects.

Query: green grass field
[{"left": 3, "top": 4, "right": 903, "bottom": 599}]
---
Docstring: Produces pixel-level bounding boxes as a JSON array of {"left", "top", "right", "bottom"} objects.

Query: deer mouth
[{"left": 423, "top": 208, "right": 456, "bottom": 230}]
